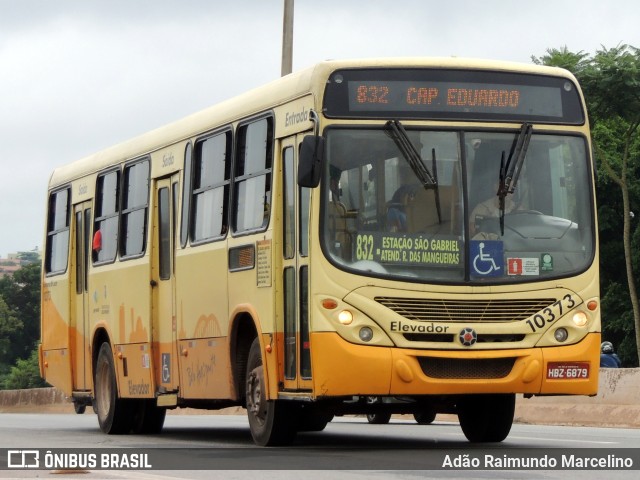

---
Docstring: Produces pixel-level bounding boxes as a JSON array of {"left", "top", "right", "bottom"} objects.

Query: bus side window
[
  {"left": 93, "top": 170, "right": 120, "bottom": 264},
  {"left": 234, "top": 117, "right": 273, "bottom": 233},
  {"left": 120, "top": 159, "right": 150, "bottom": 259},
  {"left": 192, "top": 131, "right": 231, "bottom": 242},
  {"left": 180, "top": 143, "right": 193, "bottom": 248},
  {"left": 45, "top": 187, "right": 71, "bottom": 275}
]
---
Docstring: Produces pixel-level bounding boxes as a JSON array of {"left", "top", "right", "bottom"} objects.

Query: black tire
[
  {"left": 132, "top": 399, "right": 167, "bottom": 434},
  {"left": 73, "top": 402, "right": 86, "bottom": 414},
  {"left": 94, "top": 342, "right": 132, "bottom": 434},
  {"left": 297, "top": 407, "right": 333, "bottom": 432},
  {"left": 457, "top": 394, "right": 515, "bottom": 443},
  {"left": 413, "top": 409, "right": 436, "bottom": 425},
  {"left": 245, "top": 339, "right": 298, "bottom": 446},
  {"left": 366, "top": 412, "right": 392, "bottom": 424}
]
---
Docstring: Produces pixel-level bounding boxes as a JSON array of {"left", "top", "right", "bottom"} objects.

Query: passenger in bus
[
  {"left": 327, "top": 165, "right": 351, "bottom": 258},
  {"left": 92, "top": 229, "right": 102, "bottom": 252},
  {"left": 386, "top": 185, "right": 414, "bottom": 232},
  {"left": 329, "top": 165, "right": 342, "bottom": 202}
]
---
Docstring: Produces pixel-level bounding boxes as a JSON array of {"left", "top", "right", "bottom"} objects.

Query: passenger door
[
  {"left": 280, "top": 138, "right": 312, "bottom": 391},
  {"left": 151, "top": 175, "right": 180, "bottom": 392},
  {"left": 70, "top": 202, "right": 92, "bottom": 391}
]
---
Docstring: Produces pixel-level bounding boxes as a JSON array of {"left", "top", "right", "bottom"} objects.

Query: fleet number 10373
[{"left": 525, "top": 294, "right": 577, "bottom": 333}]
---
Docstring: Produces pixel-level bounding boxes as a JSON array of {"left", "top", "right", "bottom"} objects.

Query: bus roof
[{"left": 47, "top": 57, "right": 575, "bottom": 189}]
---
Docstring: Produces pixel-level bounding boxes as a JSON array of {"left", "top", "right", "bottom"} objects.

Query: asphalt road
[{"left": 0, "top": 413, "right": 638, "bottom": 479}]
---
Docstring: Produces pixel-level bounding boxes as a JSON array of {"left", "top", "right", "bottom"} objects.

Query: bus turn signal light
[{"left": 322, "top": 298, "right": 338, "bottom": 309}]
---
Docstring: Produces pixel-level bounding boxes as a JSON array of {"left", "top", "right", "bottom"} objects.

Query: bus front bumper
[{"left": 310, "top": 331, "right": 600, "bottom": 398}]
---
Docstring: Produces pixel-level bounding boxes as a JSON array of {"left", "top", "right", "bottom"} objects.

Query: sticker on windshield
[
  {"left": 507, "top": 257, "right": 540, "bottom": 276},
  {"left": 470, "top": 240, "right": 503, "bottom": 277},
  {"left": 541, "top": 253, "right": 554, "bottom": 272}
]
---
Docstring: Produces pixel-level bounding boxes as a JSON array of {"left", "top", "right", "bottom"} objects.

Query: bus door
[
  {"left": 151, "top": 175, "right": 180, "bottom": 393},
  {"left": 70, "top": 201, "right": 92, "bottom": 391},
  {"left": 280, "top": 138, "right": 312, "bottom": 391}
]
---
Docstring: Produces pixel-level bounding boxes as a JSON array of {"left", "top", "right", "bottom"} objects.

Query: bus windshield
[{"left": 321, "top": 127, "right": 594, "bottom": 284}]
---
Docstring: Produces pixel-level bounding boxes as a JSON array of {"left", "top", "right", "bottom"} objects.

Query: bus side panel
[
  {"left": 175, "top": 244, "right": 231, "bottom": 399},
  {"left": 113, "top": 343, "right": 153, "bottom": 398},
  {"left": 227, "top": 235, "right": 276, "bottom": 399},
  {"left": 177, "top": 338, "right": 232, "bottom": 398},
  {"left": 90, "top": 259, "right": 154, "bottom": 398},
  {"left": 41, "top": 279, "right": 73, "bottom": 394},
  {"left": 42, "top": 349, "right": 73, "bottom": 395}
]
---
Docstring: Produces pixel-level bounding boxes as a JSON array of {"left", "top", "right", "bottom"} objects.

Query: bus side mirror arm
[{"left": 298, "top": 110, "right": 324, "bottom": 188}]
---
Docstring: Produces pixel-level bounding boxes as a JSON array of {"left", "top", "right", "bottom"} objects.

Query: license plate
[{"left": 546, "top": 362, "right": 590, "bottom": 379}]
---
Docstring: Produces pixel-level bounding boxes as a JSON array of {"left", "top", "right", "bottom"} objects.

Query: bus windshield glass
[{"left": 321, "top": 127, "right": 594, "bottom": 284}]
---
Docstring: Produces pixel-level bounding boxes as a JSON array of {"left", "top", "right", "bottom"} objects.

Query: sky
[{"left": 1, "top": 0, "right": 639, "bottom": 258}]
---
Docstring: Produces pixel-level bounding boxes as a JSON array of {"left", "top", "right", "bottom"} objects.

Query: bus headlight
[
  {"left": 554, "top": 328, "right": 569, "bottom": 343},
  {"left": 359, "top": 327, "right": 374, "bottom": 342},
  {"left": 572, "top": 311, "right": 588, "bottom": 327},
  {"left": 338, "top": 310, "right": 353, "bottom": 325}
]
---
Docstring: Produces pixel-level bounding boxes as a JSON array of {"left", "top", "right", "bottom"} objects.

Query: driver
[{"left": 470, "top": 180, "right": 516, "bottom": 239}]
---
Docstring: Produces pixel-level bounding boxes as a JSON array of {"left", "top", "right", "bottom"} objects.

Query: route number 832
[{"left": 356, "top": 234, "right": 374, "bottom": 261}]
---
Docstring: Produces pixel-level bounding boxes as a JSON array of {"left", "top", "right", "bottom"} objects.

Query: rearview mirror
[{"left": 298, "top": 135, "right": 324, "bottom": 188}]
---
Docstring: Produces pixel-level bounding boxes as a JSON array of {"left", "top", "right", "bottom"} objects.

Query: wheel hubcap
[{"left": 247, "top": 366, "right": 266, "bottom": 425}]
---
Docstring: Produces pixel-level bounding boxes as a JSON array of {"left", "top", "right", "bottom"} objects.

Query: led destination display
[{"left": 324, "top": 68, "right": 584, "bottom": 123}]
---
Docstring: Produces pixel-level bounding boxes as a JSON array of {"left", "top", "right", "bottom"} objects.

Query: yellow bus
[{"left": 40, "top": 58, "right": 599, "bottom": 445}]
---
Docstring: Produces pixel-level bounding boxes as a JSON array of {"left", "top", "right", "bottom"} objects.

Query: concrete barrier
[
  {"left": 1, "top": 369, "right": 638, "bottom": 427},
  {"left": 514, "top": 367, "right": 640, "bottom": 428},
  {"left": 0, "top": 386, "right": 67, "bottom": 410}
]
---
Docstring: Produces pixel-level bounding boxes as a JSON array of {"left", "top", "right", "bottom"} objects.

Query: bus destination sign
[
  {"left": 351, "top": 81, "right": 557, "bottom": 116},
  {"left": 323, "top": 68, "right": 584, "bottom": 124}
]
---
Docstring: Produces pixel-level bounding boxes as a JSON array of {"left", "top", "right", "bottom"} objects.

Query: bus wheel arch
[
  {"left": 229, "top": 313, "right": 259, "bottom": 406},
  {"left": 91, "top": 328, "right": 110, "bottom": 384}
]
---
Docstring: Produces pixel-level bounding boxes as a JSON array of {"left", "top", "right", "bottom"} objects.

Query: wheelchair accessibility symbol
[{"left": 470, "top": 240, "right": 503, "bottom": 277}]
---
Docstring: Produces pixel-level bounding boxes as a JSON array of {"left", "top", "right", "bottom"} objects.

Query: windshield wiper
[
  {"left": 497, "top": 123, "right": 533, "bottom": 235},
  {"left": 385, "top": 120, "right": 441, "bottom": 223}
]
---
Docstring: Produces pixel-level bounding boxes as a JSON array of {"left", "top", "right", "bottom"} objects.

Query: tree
[
  {"left": 0, "top": 296, "right": 23, "bottom": 368},
  {"left": 584, "top": 46, "right": 640, "bottom": 365},
  {"left": 0, "top": 263, "right": 41, "bottom": 361},
  {"left": 531, "top": 45, "right": 590, "bottom": 73},
  {"left": 4, "top": 349, "right": 48, "bottom": 390},
  {"left": 17, "top": 251, "right": 40, "bottom": 265},
  {"left": 534, "top": 45, "right": 640, "bottom": 365}
]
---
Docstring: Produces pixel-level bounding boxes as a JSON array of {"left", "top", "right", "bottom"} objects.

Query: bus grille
[
  {"left": 376, "top": 297, "right": 556, "bottom": 323},
  {"left": 417, "top": 357, "right": 516, "bottom": 379}
]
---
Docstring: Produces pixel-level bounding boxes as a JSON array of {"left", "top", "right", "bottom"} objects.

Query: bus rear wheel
[
  {"left": 457, "top": 393, "right": 515, "bottom": 443},
  {"left": 132, "top": 399, "right": 167, "bottom": 434},
  {"left": 94, "top": 342, "right": 131, "bottom": 434},
  {"left": 245, "top": 339, "right": 297, "bottom": 446}
]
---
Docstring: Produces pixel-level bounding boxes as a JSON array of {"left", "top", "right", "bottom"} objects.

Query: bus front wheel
[
  {"left": 413, "top": 409, "right": 436, "bottom": 425},
  {"left": 245, "top": 339, "right": 298, "bottom": 446},
  {"left": 94, "top": 342, "right": 131, "bottom": 434},
  {"left": 457, "top": 394, "right": 515, "bottom": 443}
]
